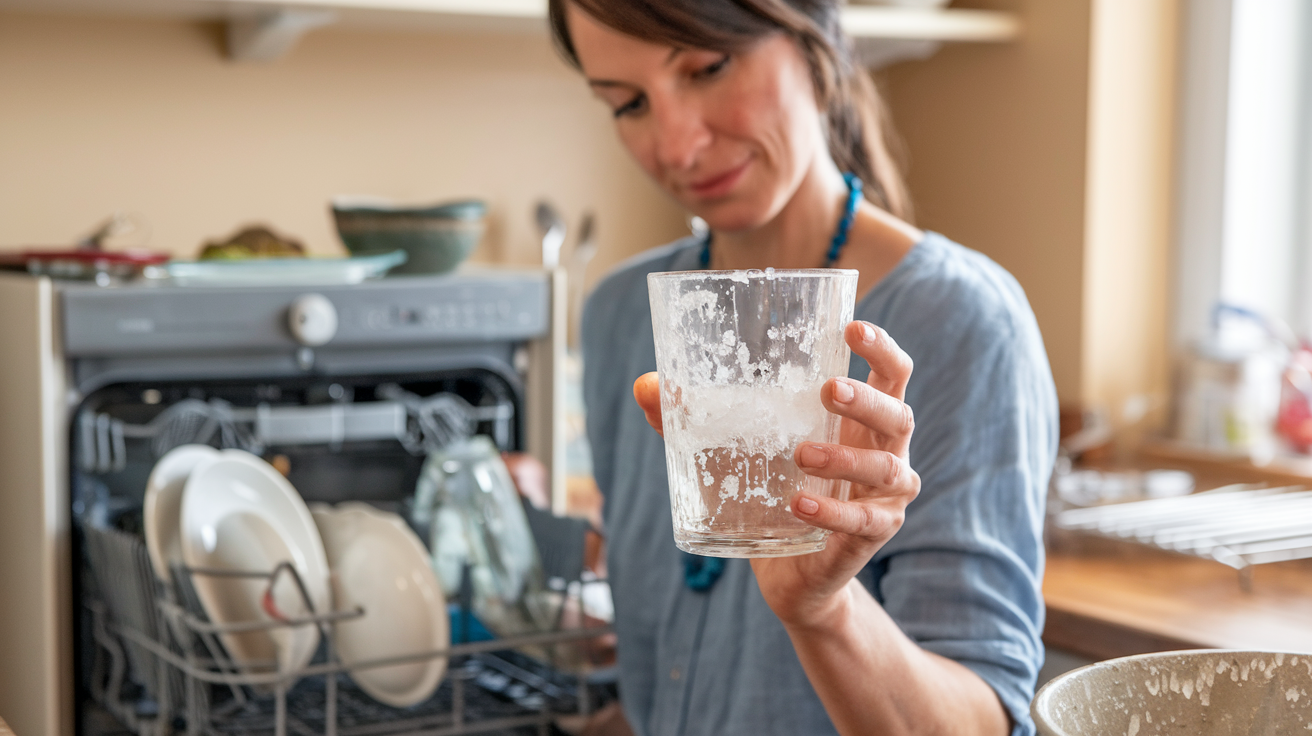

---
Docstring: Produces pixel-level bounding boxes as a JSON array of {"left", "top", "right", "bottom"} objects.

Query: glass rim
[{"left": 649, "top": 268, "right": 858, "bottom": 281}]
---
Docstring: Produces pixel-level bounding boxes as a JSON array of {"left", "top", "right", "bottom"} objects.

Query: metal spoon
[
  {"left": 568, "top": 212, "right": 597, "bottom": 338},
  {"left": 535, "top": 201, "right": 566, "bottom": 269},
  {"left": 569, "top": 211, "right": 596, "bottom": 282}
]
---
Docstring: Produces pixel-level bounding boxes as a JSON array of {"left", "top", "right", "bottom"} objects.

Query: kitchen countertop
[
  {"left": 1042, "top": 445, "right": 1312, "bottom": 660},
  {"left": 1043, "top": 545, "right": 1312, "bottom": 660}
]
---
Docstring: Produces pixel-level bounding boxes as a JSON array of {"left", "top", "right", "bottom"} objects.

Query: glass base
[{"left": 673, "top": 530, "right": 829, "bottom": 558}]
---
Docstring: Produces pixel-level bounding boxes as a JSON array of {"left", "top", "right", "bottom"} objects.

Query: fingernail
[
  {"left": 861, "top": 322, "right": 878, "bottom": 344},
  {"left": 796, "top": 496, "right": 819, "bottom": 515},
  {"left": 832, "top": 379, "right": 854, "bottom": 404},
  {"left": 797, "top": 444, "right": 829, "bottom": 468}
]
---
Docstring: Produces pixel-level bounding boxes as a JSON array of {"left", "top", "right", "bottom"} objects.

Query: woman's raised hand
[{"left": 631, "top": 320, "right": 921, "bottom": 629}]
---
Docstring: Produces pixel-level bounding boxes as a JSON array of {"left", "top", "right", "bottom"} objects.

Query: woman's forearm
[{"left": 782, "top": 579, "right": 1011, "bottom": 736}]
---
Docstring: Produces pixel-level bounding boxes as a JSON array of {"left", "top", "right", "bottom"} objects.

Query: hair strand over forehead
[{"left": 548, "top": 0, "right": 911, "bottom": 222}]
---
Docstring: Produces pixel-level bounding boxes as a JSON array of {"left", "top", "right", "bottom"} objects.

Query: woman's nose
[{"left": 652, "top": 100, "right": 711, "bottom": 172}]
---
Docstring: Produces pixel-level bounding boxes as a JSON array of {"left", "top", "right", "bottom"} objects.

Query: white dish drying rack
[
  {"left": 82, "top": 523, "right": 614, "bottom": 736},
  {"left": 1051, "top": 484, "right": 1312, "bottom": 590}
]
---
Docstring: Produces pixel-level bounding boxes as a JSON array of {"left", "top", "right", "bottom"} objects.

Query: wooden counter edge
[{"left": 1042, "top": 604, "right": 1204, "bottom": 662}]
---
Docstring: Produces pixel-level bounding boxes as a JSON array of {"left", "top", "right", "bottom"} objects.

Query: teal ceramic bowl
[{"left": 332, "top": 199, "right": 486, "bottom": 275}]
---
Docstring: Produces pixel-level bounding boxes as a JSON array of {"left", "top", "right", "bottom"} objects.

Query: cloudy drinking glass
[{"left": 648, "top": 268, "right": 858, "bottom": 557}]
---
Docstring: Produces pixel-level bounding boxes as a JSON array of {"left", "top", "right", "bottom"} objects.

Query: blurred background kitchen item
[
  {"left": 0, "top": 213, "right": 170, "bottom": 284},
  {"left": 154, "top": 248, "right": 406, "bottom": 286},
  {"left": 332, "top": 197, "right": 486, "bottom": 275},
  {"left": 1050, "top": 467, "right": 1194, "bottom": 508},
  {"left": 1051, "top": 483, "right": 1312, "bottom": 590},
  {"left": 535, "top": 200, "right": 566, "bottom": 270},
  {"left": 1277, "top": 342, "right": 1312, "bottom": 453},
  {"left": 1172, "top": 304, "right": 1293, "bottom": 462},
  {"left": 199, "top": 225, "right": 306, "bottom": 260},
  {"left": 1, "top": 247, "right": 170, "bottom": 283},
  {"left": 567, "top": 211, "right": 596, "bottom": 347}
]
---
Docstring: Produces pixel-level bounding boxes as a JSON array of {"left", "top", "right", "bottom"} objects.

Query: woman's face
[{"left": 567, "top": 4, "right": 828, "bottom": 232}]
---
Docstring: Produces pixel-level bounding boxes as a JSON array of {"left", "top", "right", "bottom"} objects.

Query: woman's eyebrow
[{"left": 586, "top": 48, "right": 685, "bottom": 89}]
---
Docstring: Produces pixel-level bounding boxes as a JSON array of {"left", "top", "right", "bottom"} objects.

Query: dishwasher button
[{"left": 288, "top": 294, "right": 338, "bottom": 346}]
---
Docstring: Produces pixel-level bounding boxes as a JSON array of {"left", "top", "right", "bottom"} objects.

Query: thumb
[{"left": 632, "top": 372, "right": 663, "bottom": 435}]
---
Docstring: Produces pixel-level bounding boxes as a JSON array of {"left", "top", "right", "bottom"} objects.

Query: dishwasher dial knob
[{"left": 288, "top": 294, "right": 338, "bottom": 346}]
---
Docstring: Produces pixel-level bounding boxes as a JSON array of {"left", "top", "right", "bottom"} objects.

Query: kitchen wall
[
  {"left": 885, "top": 0, "right": 1177, "bottom": 426},
  {"left": 0, "top": 12, "right": 689, "bottom": 285}
]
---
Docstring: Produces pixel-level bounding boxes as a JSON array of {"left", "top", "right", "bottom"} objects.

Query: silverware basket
[{"left": 81, "top": 523, "right": 616, "bottom": 736}]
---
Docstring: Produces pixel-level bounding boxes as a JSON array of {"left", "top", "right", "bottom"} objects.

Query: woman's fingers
[
  {"left": 632, "top": 372, "right": 663, "bottom": 435},
  {"left": 791, "top": 492, "right": 907, "bottom": 540},
  {"left": 794, "top": 443, "right": 920, "bottom": 497},
  {"left": 845, "top": 321, "right": 913, "bottom": 401},
  {"left": 822, "top": 376, "right": 914, "bottom": 447},
  {"left": 780, "top": 322, "right": 919, "bottom": 544}
]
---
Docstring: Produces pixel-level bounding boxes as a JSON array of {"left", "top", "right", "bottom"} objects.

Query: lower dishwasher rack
[{"left": 81, "top": 524, "right": 616, "bottom": 736}]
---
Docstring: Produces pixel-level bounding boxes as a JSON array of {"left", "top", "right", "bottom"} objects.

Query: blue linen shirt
[{"left": 582, "top": 232, "right": 1058, "bottom": 736}]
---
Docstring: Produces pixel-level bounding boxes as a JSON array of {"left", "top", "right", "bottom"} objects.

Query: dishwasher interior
[{"left": 62, "top": 275, "right": 613, "bottom": 736}]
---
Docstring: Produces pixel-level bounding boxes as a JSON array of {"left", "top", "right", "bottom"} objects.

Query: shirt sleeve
[{"left": 867, "top": 260, "right": 1058, "bottom": 736}]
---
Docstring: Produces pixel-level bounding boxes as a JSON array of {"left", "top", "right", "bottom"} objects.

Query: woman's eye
[
  {"left": 694, "top": 54, "right": 731, "bottom": 80},
  {"left": 613, "top": 94, "right": 647, "bottom": 119}
]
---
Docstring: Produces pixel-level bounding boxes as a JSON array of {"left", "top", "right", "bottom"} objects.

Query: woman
[{"left": 553, "top": 1, "right": 1058, "bottom": 734}]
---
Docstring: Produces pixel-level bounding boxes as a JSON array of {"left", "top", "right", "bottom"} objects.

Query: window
[{"left": 1175, "top": 0, "right": 1312, "bottom": 346}]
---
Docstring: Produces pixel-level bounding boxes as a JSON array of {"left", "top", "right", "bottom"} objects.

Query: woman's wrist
[{"left": 777, "top": 577, "right": 862, "bottom": 637}]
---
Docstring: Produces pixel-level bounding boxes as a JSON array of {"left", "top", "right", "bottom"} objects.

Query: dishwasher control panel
[{"left": 60, "top": 270, "right": 551, "bottom": 356}]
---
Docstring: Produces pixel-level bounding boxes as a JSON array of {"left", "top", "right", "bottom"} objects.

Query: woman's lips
[{"left": 687, "top": 158, "right": 751, "bottom": 199}]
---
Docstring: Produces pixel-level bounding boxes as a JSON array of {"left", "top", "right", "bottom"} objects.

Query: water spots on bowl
[{"left": 1036, "top": 651, "right": 1312, "bottom": 735}]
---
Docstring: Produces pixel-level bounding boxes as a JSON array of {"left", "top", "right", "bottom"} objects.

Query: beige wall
[
  {"left": 885, "top": 0, "right": 1177, "bottom": 428},
  {"left": 883, "top": 0, "right": 1093, "bottom": 405},
  {"left": 1081, "top": 0, "right": 1178, "bottom": 437},
  {"left": 0, "top": 12, "right": 687, "bottom": 284}
]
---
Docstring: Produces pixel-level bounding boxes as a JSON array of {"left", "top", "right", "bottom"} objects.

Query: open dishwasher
[{"left": 0, "top": 270, "right": 609, "bottom": 736}]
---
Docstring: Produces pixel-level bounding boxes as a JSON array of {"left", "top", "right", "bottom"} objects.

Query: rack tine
[{"left": 95, "top": 413, "right": 113, "bottom": 474}]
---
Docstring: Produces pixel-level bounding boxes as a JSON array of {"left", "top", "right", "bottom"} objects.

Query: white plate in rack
[
  {"left": 312, "top": 502, "right": 448, "bottom": 707},
  {"left": 181, "top": 450, "right": 330, "bottom": 674},
  {"left": 143, "top": 444, "right": 219, "bottom": 582}
]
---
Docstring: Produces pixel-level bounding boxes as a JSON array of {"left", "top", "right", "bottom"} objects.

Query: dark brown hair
[{"left": 548, "top": 0, "right": 911, "bottom": 221}]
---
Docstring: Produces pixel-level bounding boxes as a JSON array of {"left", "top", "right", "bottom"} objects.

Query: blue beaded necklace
[
  {"left": 682, "top": 173, "right": 863, "bottom": 593},
  {"left": 697, "top": 172, "right": 863, "bottom": 270}
]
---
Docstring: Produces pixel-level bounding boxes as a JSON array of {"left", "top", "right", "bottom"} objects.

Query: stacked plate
[
  {"left": 312, "top": 503, "right": 448, "bottom": 706},
  {"left": 143, "top": 446, "right": 447, "bottom": 706},
  {"left": 145, "top": 447, "right": 331, "bottom": 674}
]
